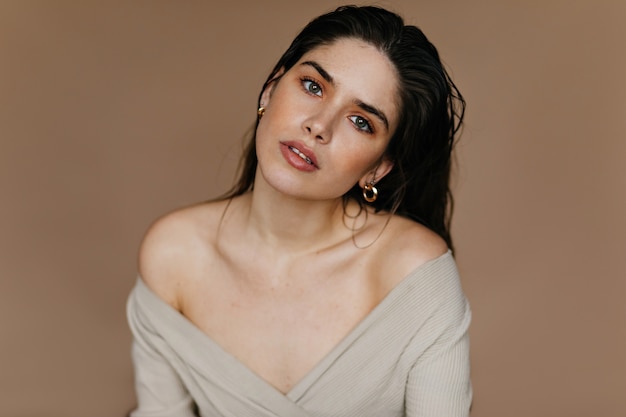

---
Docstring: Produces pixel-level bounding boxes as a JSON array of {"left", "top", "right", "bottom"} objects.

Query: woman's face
[{"left": 255, "top": 37, "right": 400, "bottom": 201}]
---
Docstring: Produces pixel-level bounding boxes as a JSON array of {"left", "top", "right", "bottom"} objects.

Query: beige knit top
[{"left": 127, "top": 251, "right": 472, "bottom": 417}]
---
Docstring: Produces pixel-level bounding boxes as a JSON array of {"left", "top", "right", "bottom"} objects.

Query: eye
[
  {"left": 349, "top": 115, "right": 373, "bottom": 134},
  {"left": 302, "top": 78, "right": 322, "bottom": 96}
]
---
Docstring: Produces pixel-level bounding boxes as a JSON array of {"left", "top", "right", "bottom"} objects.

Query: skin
[
  {"left": 139, "top": 38, "right": 448, "bottom": 394},
  {"left": 255, "top": 38, "right": 398, "bottom": 202}
]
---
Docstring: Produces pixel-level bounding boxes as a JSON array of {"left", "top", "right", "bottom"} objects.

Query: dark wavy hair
[{"left": 224, "top": 5, "right": 465, "bottom": 251}]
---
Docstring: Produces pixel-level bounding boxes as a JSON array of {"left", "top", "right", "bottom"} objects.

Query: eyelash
[
  {"left": 349, "top": 115, "right": 374, "bottom": 134},
  {"left": 301, "top": 77, "right": 323, "bottom": 96},
  {"left": 299, "top": 76, "right": 375, "bottom": 135}
]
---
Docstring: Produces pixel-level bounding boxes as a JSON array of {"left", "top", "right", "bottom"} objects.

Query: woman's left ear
[{"left": 359, "top": 157, "right": 394, "bottom": 187}]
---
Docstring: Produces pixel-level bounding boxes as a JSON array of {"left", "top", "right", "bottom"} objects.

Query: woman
[{"left": 127, "top": 5, "right": 471, "bottom": 417}]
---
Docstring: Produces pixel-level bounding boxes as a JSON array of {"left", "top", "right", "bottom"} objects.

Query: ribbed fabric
[{"left": 127, "top": 251, "right": 471, "bottom": 417}]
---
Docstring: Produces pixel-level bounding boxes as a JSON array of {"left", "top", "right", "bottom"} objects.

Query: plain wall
[{"left": 1, "top": 1, "right": 624, "bottom": 416}]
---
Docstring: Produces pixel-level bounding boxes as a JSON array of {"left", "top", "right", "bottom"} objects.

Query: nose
[{"left": 303, "top": 109, "right": 333, "bottom": 143}]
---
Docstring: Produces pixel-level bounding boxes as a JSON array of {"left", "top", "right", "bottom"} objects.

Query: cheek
[
  {"left": 335, "top": 135, "right": 389, "bottom": 170},
  {"left": 267, "top": 82, "right": 300, "bottom": 113},
  {"left": 261, "top": 96, "right": 301, "bottom": 134},
  {"left": 333, "top": 147, "right": 385, "bottom": 183}
]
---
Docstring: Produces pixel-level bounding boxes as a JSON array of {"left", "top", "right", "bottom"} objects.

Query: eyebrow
[
  {"left": 300, "top": 60, "right": 390, "bottom": 132},
  {"left": 301, "top": 60, "right": 334, "bottom": 85},
  {"left": 355, "top": 100, "right": 389, "bottom": 132}
]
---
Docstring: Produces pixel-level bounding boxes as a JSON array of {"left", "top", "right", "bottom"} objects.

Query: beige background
[{"left": 1, "top": 1, "right": 624, "bottom": 416}]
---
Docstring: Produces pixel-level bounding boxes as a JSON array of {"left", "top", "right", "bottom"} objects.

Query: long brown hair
[{"left": 223, "top": 6, "right": 465, "bottom": 251}]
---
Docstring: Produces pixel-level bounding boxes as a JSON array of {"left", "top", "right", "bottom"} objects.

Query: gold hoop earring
[
  {"left": 362, "top": 182, "right": 378, "bottom": 203},
  {"left": 257, "top": 106, "right": 265, "bottom": 118}
]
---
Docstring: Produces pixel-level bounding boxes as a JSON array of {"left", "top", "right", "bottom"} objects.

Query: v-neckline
[{"left": 134, "top": 250, "right": 452, "bottom": 402}]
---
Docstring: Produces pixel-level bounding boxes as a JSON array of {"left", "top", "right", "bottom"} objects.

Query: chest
[{"left": 180, "top": 258, "right": 382, "bottom": 393}]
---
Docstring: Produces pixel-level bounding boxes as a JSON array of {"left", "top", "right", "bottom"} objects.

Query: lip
[{"left": 280, "top": 141, "right": 319, "bottom": 171}]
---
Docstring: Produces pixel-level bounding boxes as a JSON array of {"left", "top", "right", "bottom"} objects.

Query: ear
[
  {"left": 359, "top": 156, "right": 394, "bottom": 188},
  {"left": 260, "top": 67, "right": 285, "bottom": 107}
]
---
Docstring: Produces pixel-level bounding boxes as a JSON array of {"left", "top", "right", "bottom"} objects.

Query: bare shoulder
[
  {"left": 137, "top": 199, "right": 231, "bottom": 309},
  {"left": 375, "top": 214, "right": 449, "bottom": 288}
]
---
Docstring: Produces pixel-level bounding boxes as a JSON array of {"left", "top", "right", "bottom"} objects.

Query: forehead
[{"left": 296, "top": 38, "right": 400, "bottom": 127}]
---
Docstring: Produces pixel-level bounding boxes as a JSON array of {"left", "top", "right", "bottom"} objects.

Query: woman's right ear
[{"left": 260, "top": 67, "right": 285, "bottom": 106}]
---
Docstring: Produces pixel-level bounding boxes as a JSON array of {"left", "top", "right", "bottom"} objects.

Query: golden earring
[
  {"left": 362, "top": 182, "right": 378, "bottom": 203},
  {"left": 257, "top": 106, "right": 265, "bottom": 118}
]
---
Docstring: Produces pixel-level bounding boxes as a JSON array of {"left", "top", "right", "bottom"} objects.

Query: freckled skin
[
  {"left": 139, "top": 38, "right": 447, "bottom": 395},
  {"left": 255, "top": 38, "right": 400, "bottom": 201}
]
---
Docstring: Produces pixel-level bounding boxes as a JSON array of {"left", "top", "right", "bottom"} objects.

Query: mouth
[{"left": 288, "top": 146, "right": 314, "bottom": 165}]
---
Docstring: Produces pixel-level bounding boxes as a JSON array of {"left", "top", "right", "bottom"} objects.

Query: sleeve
[
  {"left": 404, "top": 292, "right": 472, "bottom": 417},
  {"left": 127, "top": 285, "right": 198, "bottom": 417}
]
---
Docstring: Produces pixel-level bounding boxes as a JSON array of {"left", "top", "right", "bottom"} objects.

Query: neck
[{"left": 238, "top": 178, "right": 350, "bottom": 255}]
